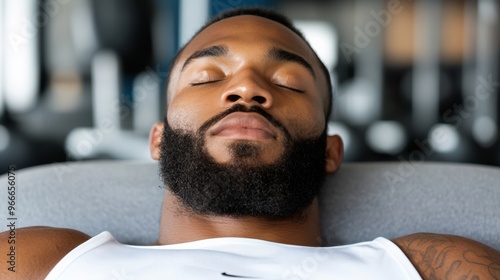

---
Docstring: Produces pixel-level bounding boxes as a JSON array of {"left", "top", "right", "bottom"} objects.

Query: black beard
[{"left": 159, "top": 104, "right": 327, "bottom": 220}]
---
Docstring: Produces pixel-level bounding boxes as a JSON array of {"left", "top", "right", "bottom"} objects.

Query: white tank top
[{"left": 46, "top": 231, "right": 422, "bottom": 280}]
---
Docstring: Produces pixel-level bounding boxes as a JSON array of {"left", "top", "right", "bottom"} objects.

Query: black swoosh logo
[{"left": 221, "top": 272, "right": 259, "bottom": 278}]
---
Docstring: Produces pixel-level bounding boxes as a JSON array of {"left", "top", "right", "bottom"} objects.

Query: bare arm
[
  {"left": 0, "top": 226, "right": 90, "bottom": 280},
  {"left": 393, "top": 233, "right": 500, "bottom": 280}
]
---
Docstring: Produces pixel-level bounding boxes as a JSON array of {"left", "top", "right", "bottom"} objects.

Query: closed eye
[
  {"left": 275, "top": 84, "right": 305, "bottom": 94},
  {"left": 190, "top": 79, "right": 224, "bottom": 86}
]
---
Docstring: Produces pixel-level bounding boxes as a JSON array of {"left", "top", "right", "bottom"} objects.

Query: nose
[{"left": 220, "top": 69, "right": 273, "bottom": 109}]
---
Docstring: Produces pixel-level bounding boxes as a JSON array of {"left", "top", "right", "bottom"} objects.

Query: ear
[
  {"left": 149, "top": 122, "right": 164, "bottom": 160},
  {"left": 325, "top": 135, "right": 343, "bottom": 174}
]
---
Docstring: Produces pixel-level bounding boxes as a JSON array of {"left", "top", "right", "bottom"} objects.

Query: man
[{"left": 1, "top": 7, "right": 499, "bottom": 280}]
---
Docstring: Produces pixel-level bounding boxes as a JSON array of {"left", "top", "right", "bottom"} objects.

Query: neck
[{"left": 157, "top": 190, "right": 322, "bottom": 246}]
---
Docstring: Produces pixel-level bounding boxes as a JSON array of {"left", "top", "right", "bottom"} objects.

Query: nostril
[
  {"left": 227, "top": 95, "right": 241, "bottom": 102},
  {"left": 252, "top": 96, "right": 266, "bottom": 104}
]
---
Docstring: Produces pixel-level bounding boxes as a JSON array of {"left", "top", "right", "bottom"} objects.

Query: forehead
[{"left": 180, "top": 15, "right": 316, "bottom": 62}]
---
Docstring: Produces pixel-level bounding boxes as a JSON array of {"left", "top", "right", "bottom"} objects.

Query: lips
[{"left": 209, "top": 112, "right": 277, "bottom": 140}]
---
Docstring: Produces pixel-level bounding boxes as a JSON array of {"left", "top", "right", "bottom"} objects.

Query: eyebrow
[
  {"left": 180, "top": 45, "right": 316, "bottom": 79},
  {"left": 267, "top": 47, "right": 316, "bottom": 79},
  {"left": 181, "top": 45, "right": 228, "bottom": 71}
]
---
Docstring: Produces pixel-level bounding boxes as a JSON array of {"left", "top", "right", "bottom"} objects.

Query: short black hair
[{"left": 166, "top": 7, "right": 333, "bottom": 121}]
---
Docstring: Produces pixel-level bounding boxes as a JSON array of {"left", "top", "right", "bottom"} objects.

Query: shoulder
[
  {"left": 392, "top": 232, "right": 500, "bottom": 279},
  {"left": 0, "top": 226, "right": 90, "bottom": 280}
]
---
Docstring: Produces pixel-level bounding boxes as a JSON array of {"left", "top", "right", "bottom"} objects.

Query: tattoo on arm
[{"left": 394, "top": 233, "right": 500, "bottom": 280}]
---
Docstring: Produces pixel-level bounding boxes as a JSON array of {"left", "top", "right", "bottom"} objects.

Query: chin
[
  {"left": 233, "top": 140, "right": 286, "bottom": 161},
  {"left": 207, "top": 140, "right": 284, "bottom": 165}
]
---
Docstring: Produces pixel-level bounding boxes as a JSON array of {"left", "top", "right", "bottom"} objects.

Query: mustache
[{"left": 198, "top": 104, "right": 291, "bottom": 140}]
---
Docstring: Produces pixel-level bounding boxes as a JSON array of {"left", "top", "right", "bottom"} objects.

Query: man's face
[
  {"left": 152, "top": 15, "right": 340, "bottom": 219},
  {"left": 166, "top": 15, "right": 329, "bottom": 165}
]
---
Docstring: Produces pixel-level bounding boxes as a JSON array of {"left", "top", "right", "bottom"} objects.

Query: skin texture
[
  {"left": 0, "top": 227, "right": 90, "bottom": 280},
  {"left": 393, "top": 233, "right": 500, "bottom": 279},
  {"left": 0, "top": 14, "right": 498, "bottom": 279}
]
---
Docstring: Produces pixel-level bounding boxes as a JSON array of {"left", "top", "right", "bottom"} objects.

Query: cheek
[
  {"left": 167, "top": 95, "right": 218, "bottom": 131},
  {"left": 303, "top": 94, "right": 327, "bottom": 134},
  {"left": 277, "top": 99, "right": 326, "bottom": 139}
]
